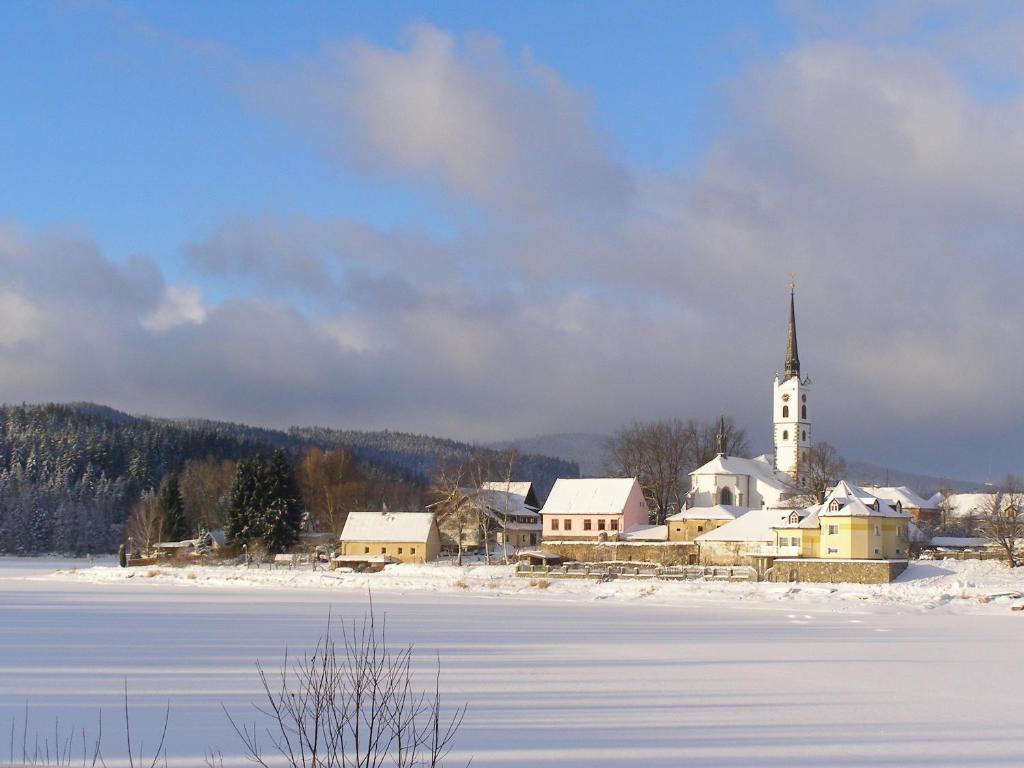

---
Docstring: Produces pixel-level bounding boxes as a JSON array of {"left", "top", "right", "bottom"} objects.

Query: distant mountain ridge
[{"left": 492, "top": 432, "right": 984, "bottom": 494}]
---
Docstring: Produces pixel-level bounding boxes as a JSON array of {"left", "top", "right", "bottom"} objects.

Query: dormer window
[
  {"left": 872, "top": 500, "right": 879, "bottom": 512},
  {"left": 895, "top": 501, "right": 903, "bottom": 514},
  {"left": 788, "top": 512, "right": 800, "bottom": 524},
  {"left": 828, "top": 499, "right": 841, "bottom": 512}
]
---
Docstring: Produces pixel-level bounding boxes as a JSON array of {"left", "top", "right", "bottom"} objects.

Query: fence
[{"left": 515, "top": 562, "right": 757, "bottom": 582}]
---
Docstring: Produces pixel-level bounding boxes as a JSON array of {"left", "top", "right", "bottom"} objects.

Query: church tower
[{"left": 773, "top": 282, "right": 811, "bottom": 484}]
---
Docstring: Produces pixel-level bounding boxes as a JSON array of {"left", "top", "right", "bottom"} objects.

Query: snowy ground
[{"left": 2, "top": 557, "right": 1024, "bottom": 766}]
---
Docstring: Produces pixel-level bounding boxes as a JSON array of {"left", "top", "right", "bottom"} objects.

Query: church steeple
[
  {"left": 715, "top": 413, "right": 727, "bottom": 456},
  {"left": 784, "top": 281, "right": 800, "bottom": 380}
]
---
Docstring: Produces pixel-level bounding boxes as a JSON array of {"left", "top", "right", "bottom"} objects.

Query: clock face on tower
[{"left": 782, "top": 394, "right": 790, "bottom": 402}]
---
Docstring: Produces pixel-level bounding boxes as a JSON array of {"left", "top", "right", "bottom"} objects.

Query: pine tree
[
  {"left": 226, "top": 457, "right": 262, "bottom": 545},
  {"left": 157, "top": 473, "right": 189, "bottom": 541},
  {"left": 262, "top": 450, "right": 304, "bottom": 554}
]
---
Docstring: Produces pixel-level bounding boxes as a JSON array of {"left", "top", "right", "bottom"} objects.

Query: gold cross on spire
[{"left": 789, "top": 271, "right": 796, "bottom": 291}]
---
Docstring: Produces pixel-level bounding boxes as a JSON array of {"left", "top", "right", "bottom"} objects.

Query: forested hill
[{"left": 0, "top": 403, "right": 578, "bottom": 555}]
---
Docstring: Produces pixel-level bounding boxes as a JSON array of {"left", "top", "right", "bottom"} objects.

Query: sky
[{"left": 2, "top": 1, "right": 1024, "bottom": 481}]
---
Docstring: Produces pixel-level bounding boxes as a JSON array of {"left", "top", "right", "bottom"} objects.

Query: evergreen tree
[
  {"left": 157, "top": 472, "right": 189, "bottom": 541},
  {"left": 226, "top": 457, "right": 263, "bottom": 545},
  {"left": 262, "top": 450, "right": 304, "bottom": 554}
]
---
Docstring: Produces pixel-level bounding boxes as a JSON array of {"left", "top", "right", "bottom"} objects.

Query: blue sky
[{"left": 3, "top": 1, "right": 1024, "bottom": 481}]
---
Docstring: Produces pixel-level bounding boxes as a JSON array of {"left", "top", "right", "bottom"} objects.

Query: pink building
[{"left": 540, "top": 478, "right": 649, "bottom": 540}]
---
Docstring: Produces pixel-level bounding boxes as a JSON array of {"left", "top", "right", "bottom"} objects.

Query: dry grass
[
  {"left": 452, "top": 579, "right": 468, "bottom": 590},
  {"left": 146, "top": 569, "right": 160, "bottom": 578},
  {"left": 529, "top": 578, "right": 551, "bottom": 590}
]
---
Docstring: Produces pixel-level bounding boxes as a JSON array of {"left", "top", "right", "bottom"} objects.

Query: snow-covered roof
[
  {"left": 927, "top": 492, "right": 944, "bottom": 507},
  {"left": 459, "top": 488, "right": 539, "bottom": 519},
  {"left": 481, "top": 481, "right": 535, "bottom": 499},
  {"left": 666, "top": 505, "right": 747, "bottom": 522},
  {"left": 696, "top": 508, "right": 796, "bottom": 543},
  {"left": 820, "top": 480, "right": 908, "bottom": 518},
  {"left": 942, "top": 493, "right": 998, "bottom": 518},
  {"left": 690, "top": 453, "right": 795, "bottom": 493},
  {"left": 862, "top": 485, "right": 934, "bottom": 510},
  {"left": 340, "top": 512, "right": 436, "bottom": 543},
  {"left": 620, "top": 524, "right": 668, "bottom": 542},
  {"left": 540, "top": 478, "right": 640, "bottom": 515}
]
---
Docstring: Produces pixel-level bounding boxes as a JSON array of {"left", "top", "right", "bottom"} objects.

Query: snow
[
  {"left": 3, "top": 557, "right": 1024, "bottom": 767},
  {"left": 696, "top": 508, "right": 792, "bottom": 542},
  {"left": 665, "top": 504, "right": 746, "bottom": 522},
  {"left": 620, "top": 523, "right": 668, "bottom": 541},
  {"left": 861, "top": 484, "right": 934, "bottom": 510},
  {"left": 691, "top": 453, "right": 792, "bottom": 491},
  {"left": 540, "top": 477, "right": 637, "bottom": 515},
  {"left": 340, "top": 511, "right": 436, "bottom": 542}
]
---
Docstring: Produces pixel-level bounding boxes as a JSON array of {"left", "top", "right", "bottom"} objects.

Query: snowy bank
[{"left": 37, "top": 558, "right": 1024, "bottom": 614}]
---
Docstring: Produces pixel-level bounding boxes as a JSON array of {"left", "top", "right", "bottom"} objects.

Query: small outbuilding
[{"left": 339, "top": 511, "right": 441, "bottom": 564}]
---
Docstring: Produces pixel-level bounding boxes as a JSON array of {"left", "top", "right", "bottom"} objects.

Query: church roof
[
  {"left": 784, "top": 285, "right": 800, "bottom": 379},
  {"left": 690, "top": 453, "right": 795, "bottom": 493}
]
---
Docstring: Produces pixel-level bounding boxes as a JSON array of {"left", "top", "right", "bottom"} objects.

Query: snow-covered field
[{"left": 2, "top": 557, "right": 1024, "bottom": 766}]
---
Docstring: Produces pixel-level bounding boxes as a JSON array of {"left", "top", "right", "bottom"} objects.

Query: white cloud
[{"left": 142, "top": 285, "right": 207, "bottom": 332}]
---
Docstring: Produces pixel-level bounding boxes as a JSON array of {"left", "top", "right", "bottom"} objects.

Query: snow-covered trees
[
  {"left": 975, "top": 477, "right": 1024, "bottom": 568},
  {"left": 226, "top": 451, "right": 305, "bottom": 555},
  {"left": 157, "top": 473, "right": 189, "bottom": 541}
]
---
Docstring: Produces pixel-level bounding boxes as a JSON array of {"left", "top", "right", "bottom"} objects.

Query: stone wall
[
  {"left": 541, "top": 541, "right": 698, "bottom": 566},
  {"left": 769, "top": 558, "right": 908, "bottom": 584}
]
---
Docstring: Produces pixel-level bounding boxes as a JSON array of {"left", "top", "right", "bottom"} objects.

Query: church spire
[
  {"left": 784, "top": 279, "right": 800, "bottom": 380},
  {"left": 715, "top": 413, "right": 728, "bottom": 456}
]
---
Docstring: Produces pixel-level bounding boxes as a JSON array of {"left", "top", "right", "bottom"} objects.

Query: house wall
[
  {"left": 689, "top": 473, "right": 756, "bottom": 509},
  {"left": 668, "top": 518, "right": 731, "bottom": 542},
  {"left": 542, "top": 483, "right": 649, "bottom": 540},
  {"left": 341, "top": 526, "right": 440, "bottom": 564},
  {"left": 815, "top": 516, "right": 908, "bottom": 560}
]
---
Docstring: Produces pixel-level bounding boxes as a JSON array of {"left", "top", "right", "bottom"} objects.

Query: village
[{"left": 136, "top": 287, "right": 1022, "bottom": 587}]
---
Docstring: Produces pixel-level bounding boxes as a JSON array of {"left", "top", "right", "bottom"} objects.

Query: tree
[
  {"left": 180, "top": 456, "right": 237, "bottom": 532},
  {"left": 226, "top": 452, "right": 305, "bottom": 555},
  {"left": 157, "top": 472, "right": 189, "bottom": 541},
  {"left": 798, "top": 442, "right": 847, "bottom": 504},
  {"left": 296, "top": 447, "right": 367, "bottom": 535},
  {"left": 975, "top": 476, "right": 1024, "bottom": 567},
  {"left": 125, "top": 493, "right": 162, "bottom": 555},
  {"left": 604, "top": 416, "right": 750, "bottom": 523}
]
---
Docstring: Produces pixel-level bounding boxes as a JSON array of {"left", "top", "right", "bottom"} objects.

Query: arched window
[
  {"left": 801, "top": 405, "right": 807, "bottom": 419},
  {"left": 720, "top": 487, "right": 733, "bottom": 505},
  {"left": 782, "top": 405, "right": 789, "bottom": 418},
  {"left": 782, "top": 430, "right": 789, "bottom": 440},
  {"left": 802, "top": 430, "right": 806, "bottom": 441}
]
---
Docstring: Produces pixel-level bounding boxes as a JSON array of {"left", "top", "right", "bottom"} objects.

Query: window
[
  {"left": 397, "top": 547, "right": 403, "bottom": 554},
  {"left": 697, "top": 525, "right": 704, "bottom": 533},
  {"left": 410, "top": 547, "right": 416, "bottom": 555},
  {"left": 827, "top": 547, "right": 838, "bottom": 554},
  {"left": 801, "top": 405, "right": 807, "bottom": 419},
  {"left": 551, "top": 519, "right": 559, "bottom": 531},
  {"left": 720, "top": 487, "right": 733, "bottom": 505},
  {"left": 873, "top": 525, "right": 881, "bottom": 536},
  {"left": 828, "top": 524, "right": 839, "bottom": 535},
  {"left": 874, "top": 548, "right": 880, "bottom": 555},
  {"left": 801, "top": 394, "right": 806, "bottom": 402},
  {"left": 782, "top": 430, "right": 789, "bottom": 440},
  {"left": 598, "top": 519, "right": 606, "bottom": 531},
  {"left": 782, "top": 405, "right": 789, "bottom": 418},
  {"left": 381, "top": 547, "right": 387, "bottom": 554},
  {"left": 790, "top": 537, "right": 800, "bottom": 547},
  {"left": 584, "top": 519, "right": 592, "bottom": 531},
  {"left": 829, "top": 499, "right": 841, "bottom": 512},
  {"left": 610, "top": 519, "right": 619, "bottom": 531},
  {"left": 801, "top": 430, "right": 806, "bottom": 441},
  {"left": 564, "top": 519, "right": 572, "bottom": 531},
  {"left": 364, "top": 546, "right": 370, "bottom": 554},
  {"left": 788, "top": 512, "right": 800, "bottom": 524}
]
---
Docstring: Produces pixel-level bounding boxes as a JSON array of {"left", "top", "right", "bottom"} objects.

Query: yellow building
[
  {"left": 666, "top": 505, "right": 746, "bottom": 542},
  {"left": 771, "top": 481, "right": 911, "bottom": 561},
  {"left": 339, "top": 511, "right": 441, "bottom": 564}
]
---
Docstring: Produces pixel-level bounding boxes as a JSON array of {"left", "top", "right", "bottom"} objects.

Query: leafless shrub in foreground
[{"left": 226, "top": 602, "right": 467, "bottom": 768}]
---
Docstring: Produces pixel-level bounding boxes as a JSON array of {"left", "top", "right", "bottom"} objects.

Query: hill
[{"left": 0, "top": 403, "right": 577, "bottom": 555}]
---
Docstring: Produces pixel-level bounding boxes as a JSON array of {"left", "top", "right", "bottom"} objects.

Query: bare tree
[
  {"left": 975, "top": 476, "right": 1024, "bottom": 567},
  {"left": 798, "top": 442, "right": 847, "bottom": 504},
  {"left": 227, "top": 603, "right": 466, "bottom": 768},
  {"left": 604, "top": 417, "right": 749, "bottom": 524},
  {"left": 296, "top": 447, "right": 368, "bottom": 535},
  {"left": 124, "top": 493, "right": 163, "bottom": 556}
]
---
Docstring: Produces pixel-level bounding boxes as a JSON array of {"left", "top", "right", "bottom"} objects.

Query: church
[{"left": 685, "top": 283, "right": 808, "bottom": 514}]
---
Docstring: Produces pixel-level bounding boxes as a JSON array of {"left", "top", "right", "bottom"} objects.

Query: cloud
[
  {"left": 142, "top": 285, "right": 207, "bottom": 332},
  {"left": 243, "top": 23, "right": 630, "bottom": 221}
]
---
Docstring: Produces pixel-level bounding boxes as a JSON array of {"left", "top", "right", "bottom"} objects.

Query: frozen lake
[{"left": 2, "top": 558, "right": 1023, "bottom": 766}]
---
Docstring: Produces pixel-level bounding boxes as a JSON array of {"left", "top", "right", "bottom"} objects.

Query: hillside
[{"left": 0, "top": 403, "right": 577, "bottom": 555}]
